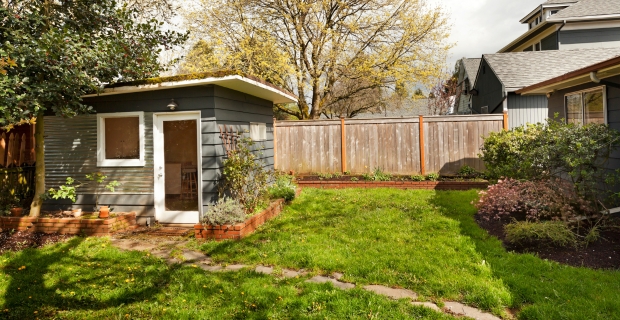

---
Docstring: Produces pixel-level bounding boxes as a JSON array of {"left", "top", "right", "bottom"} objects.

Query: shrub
[
  {"left": 410, "top": 174, "right": 425, "bottom": 181},
  {"left": 220, "top": 137, "right": 271, "bottom": 213},
  {"left": 458, "top": 165, "right": 478, "bottom": 177},
  {"left": 476, "top": 178, "right": 595, "bottom": 222},
  {"left": 203, "top": 197, "right": 246, "bottom": 226},
  {"left": 426, "top": 172, "right": 439, "bottom": 181},
  {"left": 504, "top": 220, "right": 577, "bottom": 247},
  {"left": 268, "top": 175, "right": 297, "bottom": 201}
]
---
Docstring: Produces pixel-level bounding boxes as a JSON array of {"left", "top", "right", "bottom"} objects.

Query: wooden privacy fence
[{"left": 274, "top": 113, "right": 507, "bottom": 175}]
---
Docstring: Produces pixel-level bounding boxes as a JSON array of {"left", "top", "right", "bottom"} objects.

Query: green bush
[
  {"left": 202, "top": 197, "right": 246, "bottom": 226},
  {"left": 426, "top": 172, "right": 439, "bottom": 181},
  {"left": 268, "top": 175, "right": 297, "bottom": 201},
  {"left": 504, "top": 221, "right": 577, "bottom": 247},
  {"left": 458, "top": 165, "right": 478, "bottom": 177},
  {"left": 410, "top": 174, "right": 425, "bottom": 181}
]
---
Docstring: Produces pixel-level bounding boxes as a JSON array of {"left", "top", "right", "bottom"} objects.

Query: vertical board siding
[
  {"left": 275, "top": 115, "right": 503, "bottom": 174},
  {"left": 45, "top": 113, "right": 154, "bottom": 194},
  {"left": 507, "top": 94, "right": 548, "bottom": 129}
]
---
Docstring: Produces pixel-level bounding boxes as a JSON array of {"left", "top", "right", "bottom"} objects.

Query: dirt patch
[
  {"left": 476, "top": 215, "right": 620, "bottom": 269},
  {"left": 0, "top": 230, "right": 74, "bottom": 253}
]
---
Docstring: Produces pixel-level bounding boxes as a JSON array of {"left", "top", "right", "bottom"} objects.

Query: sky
[{"left": 435, "top": 0, "right": 543, "bottom": 67}]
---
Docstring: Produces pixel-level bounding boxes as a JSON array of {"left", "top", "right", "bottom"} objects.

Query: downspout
[{"left": 557, "top": 20, "right": 566, "bottom": 49}]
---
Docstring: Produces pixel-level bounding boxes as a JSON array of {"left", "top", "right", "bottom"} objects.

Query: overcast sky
[{"left": 436, "top": 0, "right": 543, "bottom": 67}]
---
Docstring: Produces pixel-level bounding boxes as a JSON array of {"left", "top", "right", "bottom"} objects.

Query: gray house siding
[
  {"left": 559, "top": 28, "right": 620, "bottom": 50},
  {"left": 472, "top": 59, "right": 505, "bottom": 114},
  {"left": 44, "top": 84, "right": 275, "bottom": 224},
  {"left": 507, "top": 94, "right": 548, "bottom": 129},
  {"left": 541, "top": 33, "right": 559, "bottom": 51}
]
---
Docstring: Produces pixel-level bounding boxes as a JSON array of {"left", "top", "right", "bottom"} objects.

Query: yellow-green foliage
[{"left": 505, "top": 221, "right": 577, "bottom": 247}]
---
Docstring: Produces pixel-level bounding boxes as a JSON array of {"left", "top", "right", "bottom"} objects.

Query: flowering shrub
[
  {"left": 268, "top": 174, "right": 297, "bottom": 201},
  {"left": 476, "top": 178, "right": 595, "bottom": 222},
  {"left": 202, "top": 197, "right": 246, "bottom": 226}
]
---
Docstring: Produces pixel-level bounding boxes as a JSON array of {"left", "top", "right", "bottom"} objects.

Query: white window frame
[
  {"left": 97, "top": 111, "right": 146, "bottom": 167},
  {"left": 564, "top": 86, "right": 607, "bottom": 125},
  {"left": 250, "top": 122, "right": 267, "bottom": 141}
]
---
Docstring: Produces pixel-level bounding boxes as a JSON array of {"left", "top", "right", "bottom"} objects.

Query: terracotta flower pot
[
  {"left": 10, "top": 207, "right": 22, "bottom": 217},
  {"left": 98, "top": 206, "right": 110, "bottom": 219},
  {"left": 72, "top": 209, "right": 82, "bottom": 218}
]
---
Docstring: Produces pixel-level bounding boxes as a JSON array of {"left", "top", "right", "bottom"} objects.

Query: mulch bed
[
  {"left": 297, "top": 175, "right": 485, "bottom": 182},
  {"left": 476, "top": 215, "right": 620, "bottom": 270},
  {"left": 0, "top": 230, "right": 73, "bottom": 253}
]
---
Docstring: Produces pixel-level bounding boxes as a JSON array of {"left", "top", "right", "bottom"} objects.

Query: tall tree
[
  {"left": 0, "top": 0, "right": 187, "bottom": 216},
  {"left": 185, "top": 0, "right": 451, "bottom": 119}
]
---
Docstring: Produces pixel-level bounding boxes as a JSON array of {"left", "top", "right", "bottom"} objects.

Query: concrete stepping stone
[
  {"left": 111, "top": 240, "right": 157, "bottom": 252},
  {"left": 199, "top": 264, "right": 223, "bottom": 272},
  {"left": 255, "top": 266, "right": 273, "bottom": 275},
  {"left": 332, "top": 272, "right": 344, "bottom": 280},
  {"left": 150, "top": 249, "right": 172, "bottom": 259},
  {"left": 411, "top": 302, "right": 441, "bottom": 312},
  {"left": 182, "top": 251, "right": 206, "bottom": 262},
  {"left": 306, "top": 276, "right": 355, "bottom": 290},
  {"left": 443, "top": 301, "right": 501, "bottom": 320},
  {"left": 224, "top": 264, "right": 247, "bottom": 271},
  {"left": 363, "top": 285, "right": 418, "bottom": 300},
  {"left": 282, "top": 269, "right": 301, "bottom": 278}
]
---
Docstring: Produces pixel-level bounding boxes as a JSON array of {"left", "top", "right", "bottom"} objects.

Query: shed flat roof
[{"left": 83, "top": 73, "right": 298, "bottom": 104}]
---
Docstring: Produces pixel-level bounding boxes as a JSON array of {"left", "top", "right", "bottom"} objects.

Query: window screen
[
  {"left": 250, "top": 122, "right": 266, "bottom": 141},
  {"left": 104, "top": 117, "right": 140, "bottom": 159}
]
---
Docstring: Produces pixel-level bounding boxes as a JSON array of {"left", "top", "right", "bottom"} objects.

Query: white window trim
[
  {"left": 564, "top": 85, "right": 607, "bottom": 125},
  {"left": 97, "top": 111, "right": 146, "bottom": 167},
  {"left": 250, "top": 122, "right": 267, "bottom": 141}
]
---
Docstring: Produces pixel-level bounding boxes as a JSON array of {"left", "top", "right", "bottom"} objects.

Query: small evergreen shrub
[
  {"left": 410, "top": 174, "right": 425, "bottom": 181},
  {"left": 202, "top": 197, "right": 246, "bottom": 226},
  {"left": 268, "top": 175, "right": 297, "bottom": 201},
  {"left": 505, "top": 220, "right": 577, "bottom": 247},
  {"left": 426, "top": 172, "right": 439, "bottom": 181},
  {"left": 458, "top": 165, "right": 478, "bottom": 177}
]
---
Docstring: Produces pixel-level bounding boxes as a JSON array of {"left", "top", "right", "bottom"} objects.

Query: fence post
[
  {"left": 503, "top": 111, "right": 509, "bottom": 131},
  {"left": 273, "top": 117, "right": 277, "bottom": 170},
  {"left": 340, "top": 117, "right": 347, "bottom": 174},
  {"left": 419, "top": 115, "right": 426, "bottom": 175}
]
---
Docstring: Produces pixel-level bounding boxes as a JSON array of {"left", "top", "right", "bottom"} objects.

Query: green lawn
[
  {"left": 0, "top": 236, "right": 451, "bottom": 319},
  {"left": 198, "top": 188, "right": 620, "bottom": 319}
]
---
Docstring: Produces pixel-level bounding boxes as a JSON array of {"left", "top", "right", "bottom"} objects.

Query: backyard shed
[{"left": 42, "top": 72, "right": 297, "bottom": 225}]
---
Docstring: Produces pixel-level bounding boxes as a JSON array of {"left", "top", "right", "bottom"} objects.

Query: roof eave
[
  {"left": 548, "top": 14, "right": 620, "bottom": 22},
  {"left": 497, "top": 21, "right": 557, "bottom": 53}
]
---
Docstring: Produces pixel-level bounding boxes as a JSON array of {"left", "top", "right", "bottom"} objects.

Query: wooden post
[
  {"left": 419, "top": 115, "right": 426, "bottom": 175},
  {"left": 503, "top": 111, "right": 509, "bottom": 131},
  {"left": 340, "top": 117, "right": 347, "bottom": 173},
  {"left": 273, "top": 117, "right": 277, "bottom": 170}
]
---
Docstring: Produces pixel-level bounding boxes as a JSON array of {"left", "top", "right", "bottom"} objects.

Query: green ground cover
[
  {"left": 198, "top": 188, "right": 620, "bottom": 319},
  {"left": 0, "top": 236, "right": 450, "bottom": 319}
]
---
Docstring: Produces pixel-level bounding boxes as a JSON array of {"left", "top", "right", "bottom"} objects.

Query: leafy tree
[
  {"left": 185, "top": 0, "right": 451, "bottom": 119},
  {"left": 0, "top": 0, "right": 187, "bottom": 216}
]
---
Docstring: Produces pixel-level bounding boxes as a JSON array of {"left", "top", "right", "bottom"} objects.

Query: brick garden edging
[
  {"left": 297, "top": 180, "right": 488, "bottom": 190},
  {"left": 0, "top": 212, "right": 137, "bottom": 236},
  {"left": 194, "top": 199, "right": 285, "bottom": 241}
]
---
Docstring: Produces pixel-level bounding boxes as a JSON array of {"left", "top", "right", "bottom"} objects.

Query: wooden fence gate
[{"left": 274, "top": 113, "right": 507, "bottom": 175}]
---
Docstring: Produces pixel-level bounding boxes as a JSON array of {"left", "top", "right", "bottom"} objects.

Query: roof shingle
[{"left": 551, "top": 0, "right": 620, "bottom": 19}]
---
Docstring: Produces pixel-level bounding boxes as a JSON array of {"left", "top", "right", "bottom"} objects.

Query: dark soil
[
  {"left": 297, "top": 174, "right": 485, "bottom": 182},
  {"left": 0, "top": 230, "right": 73, "bottom": 253},
  {"left": 476, "top": 215, "right": 620, "bottom": 269}
]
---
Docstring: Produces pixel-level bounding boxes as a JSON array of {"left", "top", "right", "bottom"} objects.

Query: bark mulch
[
  {"left": 0, "top": 230, "right": 74, "bottom": 253},
  {"left": 476, "top": 215, "right": 620, "bottom": 270}
]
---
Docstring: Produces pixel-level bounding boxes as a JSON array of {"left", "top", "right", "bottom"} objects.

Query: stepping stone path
[{"left": 110, "top": 238, "right": 501, "bottom": 320}]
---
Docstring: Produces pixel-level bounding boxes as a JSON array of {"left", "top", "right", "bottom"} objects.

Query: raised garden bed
[
  {"left": 297, "top": 175, "right": 488, "bottom": 190},
  {"left": 0, "top": 212, "right": 137, "bottom": 236},
  {"left": 195, "top": 199, "right": 285, "bottom": 241}
]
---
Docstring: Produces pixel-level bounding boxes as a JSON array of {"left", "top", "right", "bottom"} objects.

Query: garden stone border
[{"left": 111, "top": 239, "right": 501, "bottom": 320}]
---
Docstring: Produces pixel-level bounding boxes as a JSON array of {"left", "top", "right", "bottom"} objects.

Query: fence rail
[{"left": 274, "top": 114, "right": 506, "bottom": 175}]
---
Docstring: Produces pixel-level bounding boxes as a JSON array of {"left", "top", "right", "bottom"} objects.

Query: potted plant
[
  {"left": 85, "top": 172, "right": 120, "bottom": 219},
  {"left": 8, "top": 195, "right": 22, "bottom": 217}
]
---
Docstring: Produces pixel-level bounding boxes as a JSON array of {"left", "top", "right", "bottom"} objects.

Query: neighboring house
[
  {"left": 517, "top": 55, "right": 620, "bottom": 169},
  {"left": 500, "top": 0, "right": 620, "bottom": 53},
  {"left": 471, "top": 47, "right": 620, "bottom": 128},
  {"left": 42, "top": 72, "right": 297, "bottom": 225},
  {"left": 456, "top": 58, "right": 481, "bottom": 114}
]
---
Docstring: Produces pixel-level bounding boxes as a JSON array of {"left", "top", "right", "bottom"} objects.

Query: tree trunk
[{"left": 29, "top": 114, "right": 45, "bottom": 217}]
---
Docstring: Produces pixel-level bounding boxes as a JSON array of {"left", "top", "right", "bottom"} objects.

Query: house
[
  {"left": 42, "top": 72, "right": 297, "bottom": 225},
  {"left": 455, "top": 58, "right": 481, "bottom": 114},
  {"left": 471, "top": 47, "right": 620, "bottom": 128},
  {"left": 499, "top": 0, "right": 620, "bottom": 53}
]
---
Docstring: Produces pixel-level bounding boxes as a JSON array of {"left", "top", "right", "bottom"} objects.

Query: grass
[
  {"left": 198, "top": 188, "right": 620, "bottom": 319},
  {"left": 0, "top": 236, "right": 451, "bottom": 319}
]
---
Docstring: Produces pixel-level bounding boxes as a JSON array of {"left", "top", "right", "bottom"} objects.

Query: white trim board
[{"left": 97, "top": 111, "right": 146, "bottom": 167}]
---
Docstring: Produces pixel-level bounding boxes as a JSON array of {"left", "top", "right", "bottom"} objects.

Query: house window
[
  {"left": 250, "top": 122, "right": 266, "bottom": 141},
  {"left": 97, "top": 112, "right": 145, "bottom": 167},
  {"left": 565, "top": 87, "right": 606, "bottom": 125},
  {"left": 534, "top": 42, "right": 541, "bottom": 51}
]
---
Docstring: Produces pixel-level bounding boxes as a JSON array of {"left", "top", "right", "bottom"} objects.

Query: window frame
[
  {"left": 249, "top": 122, "right": 267, "bottom": 141},
  {"left": 97, "top": 111, "right": 146, "bottom": 167},
  {"left": 564, "top": 86, "right": 607, "bottom": 125}
]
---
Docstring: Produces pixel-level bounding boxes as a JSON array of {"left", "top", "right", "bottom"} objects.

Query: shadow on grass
[{"left": 429, "top": 190, "right": 620, "bottom": 320}]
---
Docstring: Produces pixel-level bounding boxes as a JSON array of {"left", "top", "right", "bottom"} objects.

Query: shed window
[
  {"left": 97, "top": 112, "right": 145, "bottom": 167},
  {"left": 565, "top": 87, "right": 606, "bottom": 125},
  {"left": 250, "top": 122, "right": 266, "bottom": 141}
]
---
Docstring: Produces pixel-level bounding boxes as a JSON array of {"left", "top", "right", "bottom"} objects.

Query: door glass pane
[
  {"left": 584, "top": 90, "right": 605, "bottom": 124},
  {"left": 164, "top": 120, "right": 198, "bottom": 211},
  {"left": 105, "top": 117, "right": 140, "bottom": 159},
  {"left": 565, "top": 94, "right": 583, "bottom": 125}
]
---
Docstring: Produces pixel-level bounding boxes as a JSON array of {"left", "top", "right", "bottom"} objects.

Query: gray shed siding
[
  {"left": 507, "top": 94, "right": 548, "bottom": 129},
  {"left": 472, "top": 59, "right": 505, "bottom": 114},
  {"left": 559, "top": 28, "right": 620, "bottom": 50},
  {"left": 44, "top": 85, "right": 275, "bottom": 224}
]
